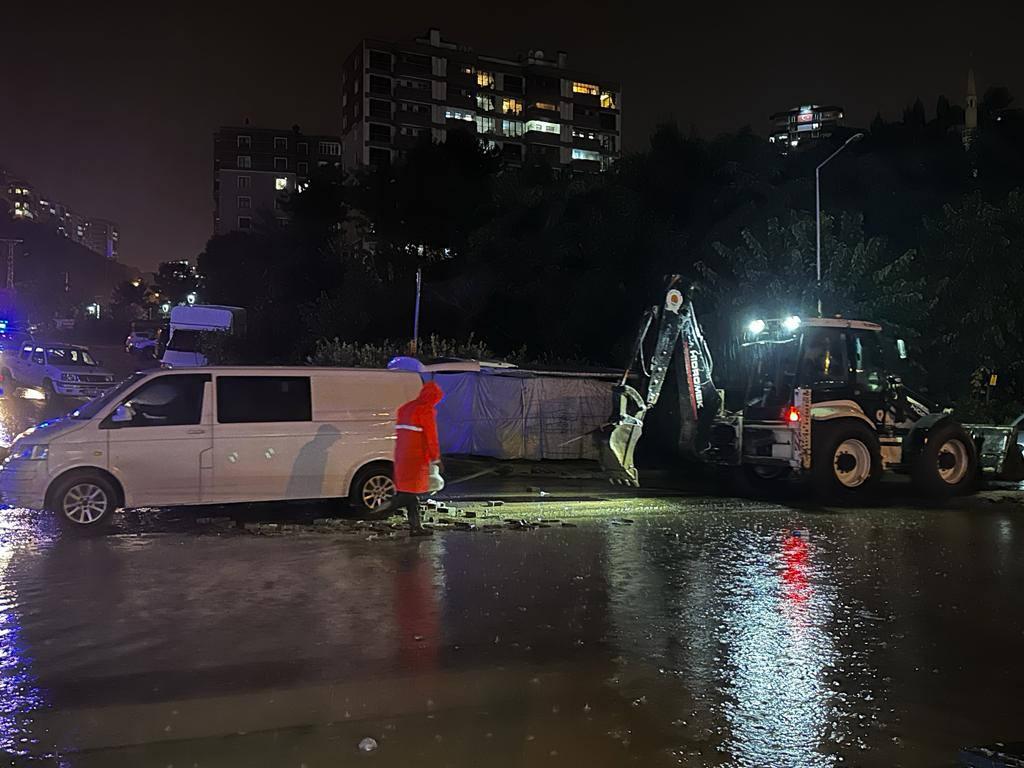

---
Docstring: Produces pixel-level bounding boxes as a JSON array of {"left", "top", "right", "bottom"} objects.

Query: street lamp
[
  {"left": 186, "top": 292, "right": 197, "bottom": 305},
  {"left": 815, "top": 132, "right": 864, "bottom": 315}
]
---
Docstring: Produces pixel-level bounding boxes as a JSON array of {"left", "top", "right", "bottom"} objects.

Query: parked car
[
  {"left": 125, "top": 331, "right": 158, "bottom": 357},
  {"left": 0, "top": 366, "right": 422, "bottom": 528},
  {"left": 1, "top": 342, "right": 116, "bottom": 399}
]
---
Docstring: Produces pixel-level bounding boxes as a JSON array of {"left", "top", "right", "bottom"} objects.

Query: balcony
[
  {"left": 394, "top": 84, "right": 432, "bottom": 102},
  {"left": 396, "top": 108, "right": 432, "bottom": 127}
]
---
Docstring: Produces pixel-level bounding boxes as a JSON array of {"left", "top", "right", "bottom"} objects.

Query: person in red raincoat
[{"left": 390, "top": 380, "right": 443, "bottom": 535}]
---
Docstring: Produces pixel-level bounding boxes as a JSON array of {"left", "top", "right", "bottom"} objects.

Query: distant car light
[
  {"left": 783, "top": 315, "right": 802, "bottom": 332},
  {"left": 748, "top": 319, "right": 766, "bottom": 335}
]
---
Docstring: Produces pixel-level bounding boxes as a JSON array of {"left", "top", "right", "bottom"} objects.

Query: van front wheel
[
  {"left": 348, "top": 463, "right": 396, "bottom": 517},
  {"left": 49, "top": 472, "right": 118, "bottom": 530}
]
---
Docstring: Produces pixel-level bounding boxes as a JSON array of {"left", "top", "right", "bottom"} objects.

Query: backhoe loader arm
[{"left": 598, "top": 283, "right": 719, "bottom": 485}]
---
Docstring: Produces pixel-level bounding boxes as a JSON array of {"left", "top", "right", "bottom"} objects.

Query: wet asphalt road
[
  {"left": 0, "top": 493, "right": 1019, "bottom": 767},
  {"left": 1, "top": 370, "right": 1023, "bottom": 766}
]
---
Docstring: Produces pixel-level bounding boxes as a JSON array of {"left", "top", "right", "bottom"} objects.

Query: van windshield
[{"left": 69, "top": 372, "right": 146, "bottom": 419}]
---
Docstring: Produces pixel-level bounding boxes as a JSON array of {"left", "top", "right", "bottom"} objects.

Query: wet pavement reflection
[{"left": 0, "top": 494, "right": 1016, "bottom": 766}]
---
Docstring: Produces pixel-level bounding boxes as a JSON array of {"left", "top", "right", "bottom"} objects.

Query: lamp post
[{"left": 816, "top": 132, "right": 864, "bottom": 315}]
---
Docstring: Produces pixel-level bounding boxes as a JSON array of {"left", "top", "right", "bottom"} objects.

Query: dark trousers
[{"left": 390, "top": 492, "right": 423, "bottom": 529}]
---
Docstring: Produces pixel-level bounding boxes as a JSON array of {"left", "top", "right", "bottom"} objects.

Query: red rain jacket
[{"left": 393, "top": 381, "right": 443, "bottom": 493}]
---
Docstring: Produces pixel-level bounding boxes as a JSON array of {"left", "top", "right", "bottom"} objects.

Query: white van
[
  {"left": 0, "top": 367, "right": 421, "bottom": 529},
  {"left": 161, "top": 305, "right": 246, "bottom": 368}
]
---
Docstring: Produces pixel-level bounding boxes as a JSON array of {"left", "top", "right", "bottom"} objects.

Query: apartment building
[
  {"left": 340, "top": 28, "right": 621, "bottom": 172},
  {"left": 212, "top": 125, "right": 342, "bottom": 235},
  {"left": 769, "top": 104, "right": 845, "bottom": 152}
]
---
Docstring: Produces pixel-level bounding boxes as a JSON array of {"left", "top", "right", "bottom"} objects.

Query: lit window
[
  {"left": 501, "top": 120, "right": 525, "bottom": 137},
  {"left": 237, "top": 155, "right": 252, "bottom": 169},
  {"left": 275, "top": 177, "right": 288, "bottom": 191},
  {"left": 476, "top": 70, "right": 495, "bottom": 88},
  {"left": 573, "top": 82, "right": 599, "bottom": 95},
  {"left": 237, "top": 135, "right": 251, "bottom": 148},
  {"left": 237, "top": 195, "right": 252, "bottom": 209},
  {"left": 501, "top": 97, "right": 523, "bottom": 115},
  {"left": 274, "top": 137, "right": 288, "bottom": 150},
  {"left": 237, "top": 175, "right": 251, "bottom": 189},
  {"left": 476, "top": 93, "right": 496, "bottom": 112},
  {"left": 790, "top": 140, "right": 799, "bottom": 147},
  {"left": 274, "top": 157, "right": 288, "bottom": 170},
  {"left": 525, "top": 119, "right": 559, "bottom": 134},
  {"left": 600, "top": 91, "right": 617, "bottom": 109},
  {"left": 572, "top": 148, "right": 601, "bottom": 162},
  {"left": 475, "top": 116, "right": 496, "bottom": 134},
  {"left": 444, "top": 108, "right": 475, "bottom": 122},
  {"left": 534, "top": 101, "right": 557, "bottom": 111}
]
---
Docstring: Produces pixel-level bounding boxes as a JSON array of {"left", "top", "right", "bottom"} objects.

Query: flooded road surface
[{"left": 0, "top": 497, "right": 1019, "bottom": 766}]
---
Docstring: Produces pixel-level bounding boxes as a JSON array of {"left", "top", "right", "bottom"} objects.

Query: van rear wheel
[
  {"left": 49, "top": 472, "right": 118, "bottom": 531},
  {"left": 348, "top": 463, "right": 396, "bottom": 517}
]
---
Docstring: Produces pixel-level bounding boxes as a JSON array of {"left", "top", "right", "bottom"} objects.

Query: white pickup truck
[{"left": 1, "top": 342, "right": 116, "bottom": 399}]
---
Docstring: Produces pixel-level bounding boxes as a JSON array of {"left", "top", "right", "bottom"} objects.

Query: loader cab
[{"left": 739, "top": 317, "right": 890, "bottom": 422}]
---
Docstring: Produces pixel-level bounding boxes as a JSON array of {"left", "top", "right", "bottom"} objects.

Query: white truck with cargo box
[{"left": 161, "top": 305, "right": 246, "bottom": 368}]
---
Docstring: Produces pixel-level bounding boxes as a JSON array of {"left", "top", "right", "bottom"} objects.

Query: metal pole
[
  {"left": 813, "top": 132, "right": 864, "bottom": 317},
  {"left": 815, "top": 167, "right": 822, "bottom": 316},
  {"left": 411, "top": 267, "right": 422, "bottom": 356}
]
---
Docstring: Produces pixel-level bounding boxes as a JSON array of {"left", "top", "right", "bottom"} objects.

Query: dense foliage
[{"left": 196, "top": 88, "right": 1024, "bottom": 414}]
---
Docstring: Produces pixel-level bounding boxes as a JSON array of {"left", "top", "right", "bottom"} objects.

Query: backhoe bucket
[
  {"left": 597, "top": 384, "right": 647, "bottom": 487},
  {"left": 598, "top": 421, "right": 643, "bottom": 486}
]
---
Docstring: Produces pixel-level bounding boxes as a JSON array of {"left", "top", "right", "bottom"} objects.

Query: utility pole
[
  {"left": 815, "top": 133, "right": 864, "bottom": 315},
  {"left": 411, "top": 267, "right": 422, "bottom": 356},
  {"left": 0, "top": 238, "right": 22, "bottom": 290}
]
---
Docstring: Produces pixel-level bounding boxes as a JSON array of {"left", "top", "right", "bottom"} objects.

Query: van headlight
[
  {"left": 60, "top": 373, "right": 80, "bottom": 382},
  {"left": 13, "top": 444, "right": 48, "bottom": 461}
]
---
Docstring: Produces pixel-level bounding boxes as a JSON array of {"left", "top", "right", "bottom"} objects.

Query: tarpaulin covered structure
[{"left": 388, "top": 358, "right": 614, "bottom": 461}]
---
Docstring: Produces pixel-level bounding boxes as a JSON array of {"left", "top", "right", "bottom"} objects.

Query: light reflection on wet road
[{"left": 0, "top": 495, "right": 1016, "bottom": 766}]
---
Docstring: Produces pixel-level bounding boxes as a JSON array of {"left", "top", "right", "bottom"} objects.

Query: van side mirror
[
  {"left": 111, "top": 404, "right": 134, "bottom": 424},
  {"left": 896, "top": 339, "right": 908, "bottom": 360}
]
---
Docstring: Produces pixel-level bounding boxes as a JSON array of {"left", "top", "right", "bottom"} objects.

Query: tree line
[{"left": 166, "top": 86, "right": 1024, "bottom": 415}]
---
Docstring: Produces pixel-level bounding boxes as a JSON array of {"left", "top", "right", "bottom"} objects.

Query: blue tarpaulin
[{"left": 414, "top": 369, "right": 613, "bottom": 461}]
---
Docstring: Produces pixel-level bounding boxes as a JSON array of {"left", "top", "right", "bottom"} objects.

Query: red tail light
[{"left": 786, "top": 405, "right": 800, "bottom": 423}]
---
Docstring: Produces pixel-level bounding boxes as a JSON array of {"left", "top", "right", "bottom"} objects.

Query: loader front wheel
[{"left": 911, "top": 422, "right": 977, "bottom": 499}]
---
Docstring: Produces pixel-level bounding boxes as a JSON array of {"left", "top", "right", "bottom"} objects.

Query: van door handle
[{"left": 187, "top": 428, "right": 207, "bottom": 435}]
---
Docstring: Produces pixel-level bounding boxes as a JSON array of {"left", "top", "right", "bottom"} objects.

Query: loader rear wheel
[
  {"left": 911, "top": 422, "right": 977, "bottom": 499},
  {"left": 812, "top": 420, "right": 882, "bottom": 500}
]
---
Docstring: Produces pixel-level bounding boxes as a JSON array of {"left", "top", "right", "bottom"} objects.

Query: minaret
[{"left": 964, "top": 68, "right": 978, "bottom": 148}]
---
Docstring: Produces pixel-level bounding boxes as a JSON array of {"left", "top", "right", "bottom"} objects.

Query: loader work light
[
  {"left": 748, "top": 319, "right": 766, "bottom": 335},
  {"left": 783, "top": 315, "right": 802, "bottom": 332}
]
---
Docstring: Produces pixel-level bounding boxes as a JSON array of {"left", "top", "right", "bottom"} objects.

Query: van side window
[
  {"left": 20, "top": 346, "right": 31, "bottom": 361},
  {"left": 217, "top": 376, "right": 312, "bottom": 424},
  {"left": 31, "top": 348, "right": 45, "bottom": 365},
  {"left": 114, "top": 375, "right": 207, "bottom": 427}
]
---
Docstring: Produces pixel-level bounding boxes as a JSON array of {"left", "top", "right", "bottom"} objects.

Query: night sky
[{"left": 2, "top": 0, "right": 1020, "bottom": 272}]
